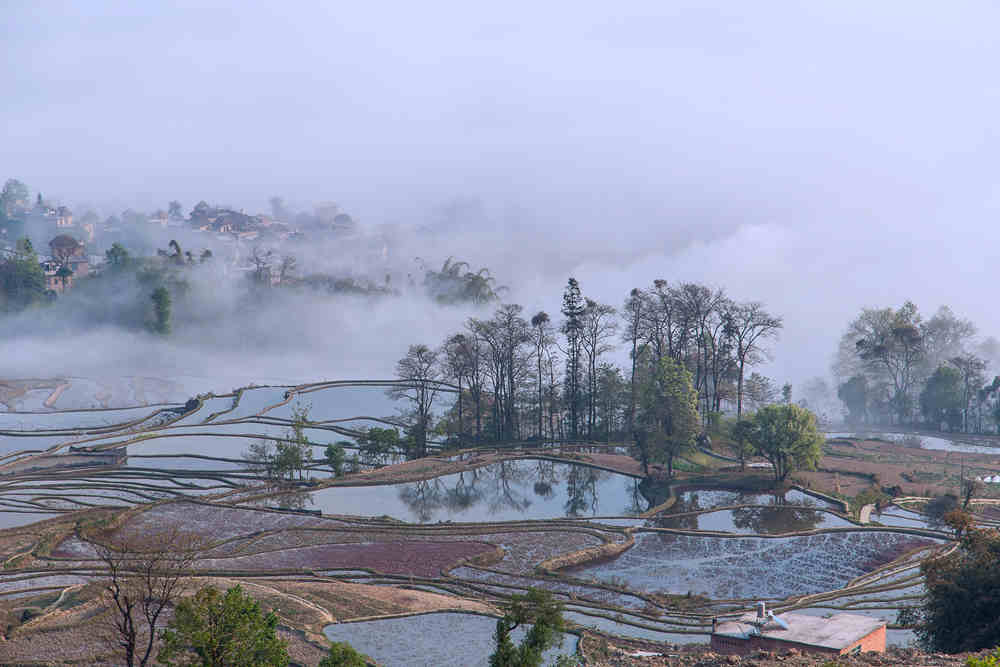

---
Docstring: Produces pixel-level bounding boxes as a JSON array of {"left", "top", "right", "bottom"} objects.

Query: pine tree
[{"left": 561, "top": 278, "right": 585, "bottom": 440}]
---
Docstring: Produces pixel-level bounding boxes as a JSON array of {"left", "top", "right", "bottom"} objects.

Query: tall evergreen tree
[{"left": 561, "top": 278, "right": 585, "bottom": 440}]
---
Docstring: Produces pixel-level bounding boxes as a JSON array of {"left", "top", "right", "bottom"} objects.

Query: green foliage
[
  {"left": 0, "top": 237, "right": 47, "bottom": 312},
  {"left": 967, "top": 648, "right": 1000, "bottom": 667},
  {"left": 905, "top": 528, "right": 1000, "bottom": 653},
  {"left": 423, "top": 257, "right": 502, "bottom": 304},
  {"left": 158, "top": 584, "right": 289, "bottom": 666},
  {"left": 0, "top": 178, "right": 29, "bottom": 218},
  {"left": 105, "top": 242, "right": 130, "bottom": 269},
  {"left": 921, "top": 365, "right": 964, "bottom": 430},
  {"left": 325, "top": 442, "right": 348, "bottom": 476},
  {"left": 357, "top": 427, "right": 400, "bottom": 465},
  {"left": 633, "top": 355, "right": 700, "bottom": 477},
  {"left": 489, "top": 588, "right": 565, "bottom": 667},
  {"left": 150, "top": 286, "right": 172, "bottom": 335},
  {"left": 729, "top": 418, "right": 756, "bottom": 468},
  {"left": 837, "top": 375, "right": 869, "bottom": 424},
  {"left": 319, "top": 641, "right": 366, "bottom": 667},
  {"left": 745, "top": 403, "right": 823, "bottom": 481}
]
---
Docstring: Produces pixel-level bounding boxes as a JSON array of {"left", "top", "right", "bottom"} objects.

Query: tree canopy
[
  {"left": 745, "top": 403, "right": 823, "bottom": 482},
  {"left": 633, "top": 355, "right": 700, "bottom": 477},
  {"left": 920, "top": 365, "right": 963, "bottom": 430},
  {"left": 158, "top": 584, "right": 290, "bottom": 667},
  {"left": 489, "top": 588, "right": 565, "bottom": 667},
  {"left": 902, "top": 527, "right": 1000, "bottom": 653}
]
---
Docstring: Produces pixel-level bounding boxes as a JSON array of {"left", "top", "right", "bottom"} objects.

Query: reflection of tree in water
[
  {"left": 564, "top": 465, "right": 603, "bottom": 517},
  {"left": 485, "top": 460, "right": 533, "bottom": 515},
  {"left": 445, "top": 471, "right": 485, "bottom": 512},
  {"left": 622, "top": 479, "right": 651, "bottom": 515},
  {"left": 533, "top": 460, "right": 558, "bottom": 498},
  {"left": 651, "top": 493, "right": 702, "bottom": 530},
  {"left": 730, "top": 505, "right": 824, "bottom": 534},
  {"left": 395, "top": 461, "right": 619, "bottom": 521},
  {"left": 398, "top": 478, "right": 448, "bottom": 522},
  {"left": 396, "top": 462, "right": 536, "bottom": 521},
  {"left": 262, "top": 486, "right": 313, "bottom": 511}
]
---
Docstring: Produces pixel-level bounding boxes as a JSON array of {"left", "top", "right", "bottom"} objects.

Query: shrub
[
  {"left": 158, "top": 585, "right": 289, "bottom": 666},
  {"left": 320, "top": 641, "right": 366, "bottom": 667},
  {"left": 906, "top": 529, "right": 1000, "bottom": 653},
  {"left": 967, "top": 648, "right": 1000, "bottom": 667}
]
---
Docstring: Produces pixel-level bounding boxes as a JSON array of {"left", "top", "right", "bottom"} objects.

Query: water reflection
[
  {"left": 308, "top": 459, "right": 647, "bottom": 522},
  {"left": 729, "top": 505, "right": 824, "bottom": 533},
  {"left": 649, "top": 488, "right": 838, "bottom": 533}
]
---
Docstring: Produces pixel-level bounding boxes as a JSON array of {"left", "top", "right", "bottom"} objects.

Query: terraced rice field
[{"left": 0, "top": 378, "right": 969, "bottom": 662}]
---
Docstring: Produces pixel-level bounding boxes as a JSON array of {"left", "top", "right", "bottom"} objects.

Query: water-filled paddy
[
  {"left": 871, "top": 506, "right": 934, "bottom": 530},
  {"left": 0, "top": 405, "right": 168, "bottom": 431},
  {"left": 669, "top": 488, "right": 838, "bottom": 511},
  {"left": 270, "top": 385, "right": 399, "bottom": 421},
  {"left": 567, "top": 531, "right": 941, "bottom": 600},
  {"left": 307, "top": 459, "right": 645, "bottom": 522},
  {"left": 651, "top": 506, "right": 854, "bottom": 533},
  {"left": 563, "top": 610, "right": 703, "bottom": 645},
  {"left": 322, "top": 612, "right": 577, "bottom": 666},
  {"left": 827, "top": 431, "right": 1000, "bottom": 455}
]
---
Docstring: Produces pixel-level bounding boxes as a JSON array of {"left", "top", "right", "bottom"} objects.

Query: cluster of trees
[
  {"left": 422, "top": 257, "right": 504, "bottom": 304},
  {"left": 394, "top": 278, "right": 782, "bottom": 446},
  {"left": 383, "top": 277, "right": 800, "bottom": 479},
  {"left": 835, "top": 302, "right": 1000, "bottom": 432}
]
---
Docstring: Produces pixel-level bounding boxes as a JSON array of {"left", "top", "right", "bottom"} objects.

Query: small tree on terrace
[
  {"left": 745, "top": 403, "right": 823, "bottom": 482},
  {"left": 325, "top": 441, "right": 349, "bottom": 477},
  {"left": 320, "top": 642, "right": 366, "bottom": 667},
  {"left": 387, "top": 344, "right": 441, "bottom": 459},
  {"left": 632, "top": 355, "right": 700, "bottom": 477},
  {"left": 158, "top": 584, "right": 289, "bottom": 666},
  {"left": 96, "top": 527, "right": 200, "bottom": 667},
  {"left": 490, "top": 588, "right": 565, "bottom": 667},
  {"left": 357, "top": 426, "right": 400, "bottom": 466}
]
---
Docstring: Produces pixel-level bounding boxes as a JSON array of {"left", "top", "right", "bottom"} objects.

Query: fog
[{"left": 4, "top": 2, "right": 1000, "bottom": 397}]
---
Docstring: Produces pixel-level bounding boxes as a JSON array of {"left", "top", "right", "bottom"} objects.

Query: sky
[{"left": 4, "top": 2, "right": 1000, "bottom": 391}]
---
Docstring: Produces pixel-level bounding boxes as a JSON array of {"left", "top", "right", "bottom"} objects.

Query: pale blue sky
[{"left": 4, "top": 2, "right": 1000, "bottom": 385}]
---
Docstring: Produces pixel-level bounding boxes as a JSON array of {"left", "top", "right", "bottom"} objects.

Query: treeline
[
  {"left": 390, "top": 278, "right": 783, "bottom": 462},
  {"left": 834, "top": 302, "right": 1000, "bottom": 432}
]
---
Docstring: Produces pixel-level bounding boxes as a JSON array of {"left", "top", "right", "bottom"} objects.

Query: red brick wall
[
  {"left": 838, "top": 626, "right": 886, "bottom": 655},
  {"left": 711, "top": 626, "right": 885, "bottom": 657}
]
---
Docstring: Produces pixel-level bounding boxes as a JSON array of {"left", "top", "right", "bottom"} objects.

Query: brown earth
[{"left": 582, "top": 644, "right": 980, "bottom": 666}]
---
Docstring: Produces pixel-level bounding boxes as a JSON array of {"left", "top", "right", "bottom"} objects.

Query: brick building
[{"left": 711, "top": 603, "right": 885, "bottom": 657}]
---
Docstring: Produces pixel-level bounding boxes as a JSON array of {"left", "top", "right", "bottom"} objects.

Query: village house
[
  {"left": 55, "top": 206, "right": 73, "bottom": 228},
  {"left": 710, "top": 603, "right": 885, "bottom": 657},
  {"left": 44, "top": 234, "right": 90, "bottom": 292}
]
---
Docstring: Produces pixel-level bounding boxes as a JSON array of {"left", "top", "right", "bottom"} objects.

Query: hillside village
[{"left": 0, "top": 178, "right": 368, "bottom": 298}]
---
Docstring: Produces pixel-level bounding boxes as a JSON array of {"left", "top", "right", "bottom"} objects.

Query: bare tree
[
  {"left": 530, "top": 312, "right": 556, "bottom": 441},
  {"left": 471, "top": 305, "right": 531, "bottom": 441},
  {"left": 622, "top": 288, "right": 645, "bottom": 433},
  {"left": 96, "top": 528, "right": 200, "bottom": 667},
  {"left": 278, "top": 255, "right": 297, "bottom": 284},
  {"left": 442, "top": 332, "right": 480, "bottom": 445},
  {"left": 581, "top": 299, "right": 618, "bottom": 437},
  {"left": 387, "top": 344, "right": 441, "bottom": 458},
  {"left": 856, "top": 302, "right": 924, "bottom": 424},
  {"left": 951, "top": 353, "right": 987, "bottom": 432},
  {"left": 249, "top": 245, "right": 273, "bottom": 286},
  {"left": 725, "top": 301, "right": 783, "bottom": 418}
]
